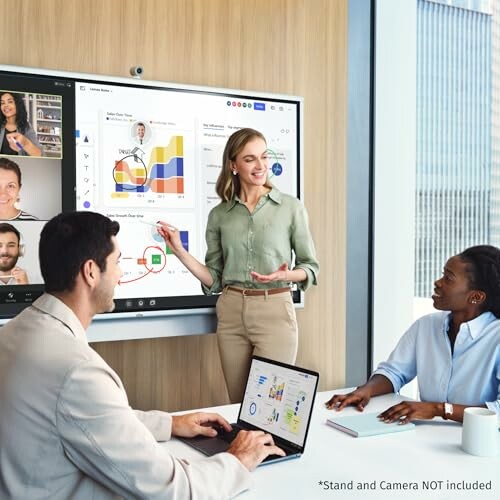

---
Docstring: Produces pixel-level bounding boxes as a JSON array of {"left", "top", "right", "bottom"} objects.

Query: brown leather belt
[{"left": 225, "top": 286, "right": 291, "bottom": 296}]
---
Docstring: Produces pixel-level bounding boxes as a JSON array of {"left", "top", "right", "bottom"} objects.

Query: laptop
[{"left": 178, "top": 355, "right": 319, "bottom": 466}]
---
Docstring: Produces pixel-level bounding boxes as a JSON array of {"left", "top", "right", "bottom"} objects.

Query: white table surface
[{"left": 165, "top": 390, "right": 499, "bottom": 500}]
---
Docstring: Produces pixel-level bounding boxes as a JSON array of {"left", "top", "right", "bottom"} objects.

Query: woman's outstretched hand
[
  {"left": 157, "top": 221, "right": 184, "bottom": 256},
  {"left": 251, "top": 262, "right": 289, "bottom": 283}
]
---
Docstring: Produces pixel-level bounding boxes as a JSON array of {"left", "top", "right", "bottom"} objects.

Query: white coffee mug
[{"left": 461, "top": 407, "right": 498, "bottom": 457}]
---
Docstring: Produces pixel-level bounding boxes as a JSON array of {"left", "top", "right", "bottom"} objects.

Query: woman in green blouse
[{"left": 158, "top": 128, "right": 319, "bottom": 402}]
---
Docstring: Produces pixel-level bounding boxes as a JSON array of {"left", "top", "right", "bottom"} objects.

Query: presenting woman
[
  {"left": 326, "top": 245, "right": 500, "bottom": 422},
  {"left": 0, "top": 158, "right": 38, "bottom": 220},
  {"left": 158, "top": 128, "right": 319, "bottom": 402},
  {"left": 0, "top": 92, "right": 42, "bottom": 157}
]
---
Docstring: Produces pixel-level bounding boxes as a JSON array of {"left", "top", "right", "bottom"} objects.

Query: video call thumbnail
[{"left": 0, "top": 89, "right": 64, "bottom": 289}]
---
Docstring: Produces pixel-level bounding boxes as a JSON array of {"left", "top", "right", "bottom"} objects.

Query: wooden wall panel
[{"left": 1, "top": 0, "right": 347, "bottom": 411}]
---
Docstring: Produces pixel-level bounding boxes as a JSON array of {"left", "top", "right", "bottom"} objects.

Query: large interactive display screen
[{"left": 0, "top": 65, "right": 302, "bottom": 321}]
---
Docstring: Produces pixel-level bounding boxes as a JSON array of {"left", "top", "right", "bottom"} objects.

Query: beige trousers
[{"left": 215, "top": 287, "right": 298, "bottom": 403}]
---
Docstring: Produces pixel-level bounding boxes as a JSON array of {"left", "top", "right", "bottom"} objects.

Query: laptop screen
[{"left": 238, "top": 356, "right": 319, "bottom": 449}]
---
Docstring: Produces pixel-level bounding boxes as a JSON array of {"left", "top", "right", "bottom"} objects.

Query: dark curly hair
[
  {"left": 459, "top": 245, "right": 500, "bottom": 318},
  {"left": 0, "top": 92, "right": 29, "bottom": 133}
]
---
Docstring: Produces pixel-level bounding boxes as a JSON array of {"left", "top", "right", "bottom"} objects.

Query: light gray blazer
[{"left": 0, "top": 294, "right": 250, "bottom": 499}]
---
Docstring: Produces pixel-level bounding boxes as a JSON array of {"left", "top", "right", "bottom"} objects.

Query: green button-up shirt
[{"left": 202, "top": 188, "right": 319, "bottom": 294}]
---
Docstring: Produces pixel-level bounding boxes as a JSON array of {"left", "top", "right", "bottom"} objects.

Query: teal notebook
[{"left": 326, "top": 412, "right": 415, "bottom": 437}]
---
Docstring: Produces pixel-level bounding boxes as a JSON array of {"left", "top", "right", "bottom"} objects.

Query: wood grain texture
[{"left": 1, "top": 0, "right": 347, "bottom": 411}]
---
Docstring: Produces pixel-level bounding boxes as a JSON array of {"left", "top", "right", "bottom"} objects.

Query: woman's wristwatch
[{"left": 442, "top": 402, "right": 453, "bottom": 419}]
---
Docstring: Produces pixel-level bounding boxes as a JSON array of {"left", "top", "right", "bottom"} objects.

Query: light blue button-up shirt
[{"left": 373, "top": 311, "right": 500, "bottom": 413}]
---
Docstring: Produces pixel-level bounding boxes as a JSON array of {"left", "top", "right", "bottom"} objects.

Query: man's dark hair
[
  {"left": 0, "top": 222, "right": 21, "bottom": 243},
  {"left": 39, "top": 212, "right": 119, "bottom": 293}
]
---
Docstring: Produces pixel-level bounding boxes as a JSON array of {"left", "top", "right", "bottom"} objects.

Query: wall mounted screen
[{"left": 0, "top": 65, "right": 302, "bottom": 321}]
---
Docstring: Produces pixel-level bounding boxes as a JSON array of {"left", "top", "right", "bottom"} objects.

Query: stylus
[
  {"left": 8, "top": 136, "right": 24, "bottom": 152},
  {"left": 139, "top": 220, "right": 176, "bottom": 231}
]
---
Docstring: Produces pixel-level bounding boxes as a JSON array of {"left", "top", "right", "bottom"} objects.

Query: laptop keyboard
[
  {"left": 216, "top": 426, "right": 291, "bottom": 460},
  {"left": 262, "top": 452, "right": 288, "bottom": 462},
  {"left": 217, "top": 427, "right": 240, "bottom": 443}
]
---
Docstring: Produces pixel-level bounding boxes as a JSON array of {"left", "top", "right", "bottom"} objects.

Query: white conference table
[{"left": 166, "top": 390, "right": 499, "bottom": 500}]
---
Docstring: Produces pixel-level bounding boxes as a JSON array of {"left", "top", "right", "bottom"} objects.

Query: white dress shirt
[
  {"left": 0, "top": 276, "right": 17, "bottom": 285},
  {"left": 373, "top": 311, "right": 500, "bottom": 413},
  {"left": 0, "top": 294, "right": 251, "bottom": 499}
]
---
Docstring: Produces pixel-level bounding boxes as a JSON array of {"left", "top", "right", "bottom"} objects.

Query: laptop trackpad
[{"left": 185, "top": 435, "right": 231, "bottom": 455}]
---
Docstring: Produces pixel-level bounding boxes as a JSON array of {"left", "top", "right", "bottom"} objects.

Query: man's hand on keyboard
[
  {"left": 171, "top": 412, "right": 232, "bottom": 438},
  {"left": 227, "top": 430, "right": 285, "bottom": 471}
]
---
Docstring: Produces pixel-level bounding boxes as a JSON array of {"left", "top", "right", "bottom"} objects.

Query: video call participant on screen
[
  {"left": 158, "top": 128, "right": 319, "bottom": 403},
  {"left": 0, "top": 222, "right": 28, "bottom": 285},
  {"left": 0, "top": 92, "right": 43, "bottom": 157},
  {"left": 0, "top": 158, "right": 38, "bottom": 221},
  {"left": 326, "top": 245, "right": 500, "bottom": 423},
  {"left": 0, "top": 211, "right": 284, "bottom": 500},
  {"left": 135, "top": 121, "right": 146, "bottom": 145}
]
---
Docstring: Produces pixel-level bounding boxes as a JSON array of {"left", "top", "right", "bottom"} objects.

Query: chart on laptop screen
[{"left": 240, "top": 359, "right": 318, "bottom": 446}]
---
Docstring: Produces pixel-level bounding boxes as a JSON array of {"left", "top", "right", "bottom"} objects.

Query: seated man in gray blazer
[{"left": 0, "top": 211, "right": 284, "bottom": 500}]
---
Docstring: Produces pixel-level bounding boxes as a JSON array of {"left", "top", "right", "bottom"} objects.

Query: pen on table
[{"left": 139, "top": 220, "right": 177, "bottom": 231}]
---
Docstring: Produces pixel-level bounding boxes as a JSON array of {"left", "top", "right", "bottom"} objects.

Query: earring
[
  {"left": 232, "top": 170, "right": 237, "bottom": 176},
  {"left": 471, "top": 299, "right": 477, "bottom": 304}
]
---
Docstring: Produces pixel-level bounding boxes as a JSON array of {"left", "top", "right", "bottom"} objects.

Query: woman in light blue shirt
[{"left": 326, "top": 245, "right": 500, "bottom": 423}]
